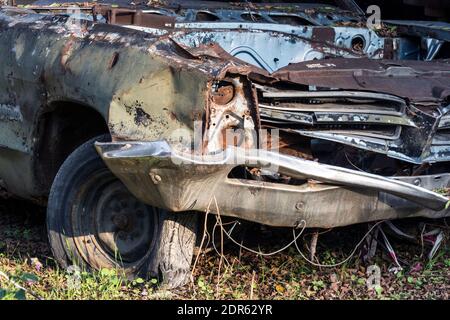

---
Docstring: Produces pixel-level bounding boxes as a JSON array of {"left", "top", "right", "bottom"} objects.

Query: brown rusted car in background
[{"left": 1, "top": 1, "right": 450, "bottom": 288}]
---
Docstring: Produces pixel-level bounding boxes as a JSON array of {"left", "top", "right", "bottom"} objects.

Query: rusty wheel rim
[{"left": 73, "top": 169, "right": 158, "bottom": 265}]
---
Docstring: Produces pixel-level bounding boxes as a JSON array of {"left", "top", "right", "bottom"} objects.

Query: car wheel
[{"left": 47, "top": 134, "right": 198, "bottom": 288}]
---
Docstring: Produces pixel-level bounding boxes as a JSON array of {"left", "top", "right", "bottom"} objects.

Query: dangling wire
[
  {"left": 209, "top": 195, "right": 385, "bottom": 268},
  {"left": 292, "top": 221, "right": 385, "bottom": 268},
  {"left": 212, "top": 196, "right": 307, "bottom": 256}
]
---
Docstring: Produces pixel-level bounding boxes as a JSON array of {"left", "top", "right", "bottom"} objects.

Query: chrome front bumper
[{"left": 95, "top": 141, "right": 450, "bottom": 228}]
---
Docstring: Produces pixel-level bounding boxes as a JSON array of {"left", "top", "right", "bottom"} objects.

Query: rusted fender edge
[{"left": 94, "top": 140, "right": 450, "bottom": 228}]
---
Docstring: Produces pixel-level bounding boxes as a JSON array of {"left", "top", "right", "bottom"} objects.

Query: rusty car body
[{"left": 1, "top": 1, "right": 450, "bottom": 286}]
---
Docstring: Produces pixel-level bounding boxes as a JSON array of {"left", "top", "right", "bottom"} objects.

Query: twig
[
  {"left": 214, "top": 196, "right": 224, "bottom": 299},
  {"left": 191, "top": 197, "right": 213, "bottom": 282},
  {"left": 0, "top": 270, "right": 42, "bottom": 300},
  {"left": 250, "top": 270, "right": 256, "bottom": 300},
  {"left": 310, "top": 231, "right": 319, "bottom": 262},
  {"left": 420, "top": 224, "right": 426, "bottom": 259}
]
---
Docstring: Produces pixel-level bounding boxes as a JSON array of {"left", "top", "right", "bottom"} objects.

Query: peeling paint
[{"left": 0, "top": 104, "right": 23, "bottom": 122}]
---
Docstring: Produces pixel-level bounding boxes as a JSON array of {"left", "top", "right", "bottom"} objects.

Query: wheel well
[{"left": 35, "top": 101, "right": 109, "bottom": 193}]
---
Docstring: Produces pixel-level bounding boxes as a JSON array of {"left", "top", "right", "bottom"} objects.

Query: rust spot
[
  {"left": 108, "top": 52, "right": 120, "bottom": 69},
  {"left": 168, "top": 111, "right": 179, "bottom": 122},
  {"left": 383, "top": 38, "right": 395, "bottom": 59},
  {"left": 311, "top": 27, "right": 335, "bottom": 43},
  {"left": 134, "top": 107, "right": 152, "bottom": 127},
  {"left": 248, "top": 185, "right": 261, "bottom": 196},
  {"left": 211, "top": 84, "right": 235, "bottom": 105},
  {"left": 60, "top": 39, "right": 75, "bottom": 71}
]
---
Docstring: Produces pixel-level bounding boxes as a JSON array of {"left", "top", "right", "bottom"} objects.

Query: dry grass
[{"left": 0, "top": 199, "right": 449, "bottom": 300}]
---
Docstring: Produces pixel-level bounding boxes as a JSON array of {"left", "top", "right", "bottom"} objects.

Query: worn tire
[{"left": 47, "top": 135, "right": 198, "bottom": 287}]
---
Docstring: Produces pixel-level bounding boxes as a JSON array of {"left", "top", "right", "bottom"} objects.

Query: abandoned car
[{"left": 1, "top": 1, "right": 450, "bottom": 288}]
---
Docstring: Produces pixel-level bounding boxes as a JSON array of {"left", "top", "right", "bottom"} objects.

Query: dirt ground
[{"left": 0, "top": 198, "right": 449, "bottom": 300}]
